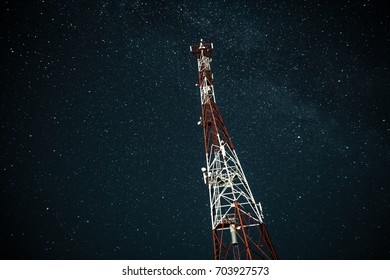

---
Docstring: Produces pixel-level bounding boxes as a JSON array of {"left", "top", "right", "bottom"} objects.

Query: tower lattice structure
[{"left": 190, "top": 40, "right": 278, "bottom": 260}]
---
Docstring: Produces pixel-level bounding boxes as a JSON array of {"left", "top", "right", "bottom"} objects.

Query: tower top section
[
  {"left": 190, "top": 39, "right": 213, "bottom": 59},
  {"left": 190, "top": 39, "right": 215, "bottom": 104}
]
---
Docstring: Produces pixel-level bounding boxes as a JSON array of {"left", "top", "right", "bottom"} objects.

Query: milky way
[{"left": 1, "top": 0, "right": 389, "bottom": 259}]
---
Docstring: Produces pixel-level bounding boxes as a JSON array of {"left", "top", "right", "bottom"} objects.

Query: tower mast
[{"left": 190, "top": 40, "right": 278, "bottom": 260}]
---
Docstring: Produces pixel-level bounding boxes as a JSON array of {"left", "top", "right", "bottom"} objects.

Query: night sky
[{"left": 1, "top": 0, "right": 389, "bottom": 260}]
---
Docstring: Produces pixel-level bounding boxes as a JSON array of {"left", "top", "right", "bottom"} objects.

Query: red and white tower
[{"left": 190, "top": 40, "right": 278, "bottom": 260}]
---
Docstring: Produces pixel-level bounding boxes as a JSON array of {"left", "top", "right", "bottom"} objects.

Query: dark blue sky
[{"left": 1, "top": 0, "right": 389, "bottom": 259}]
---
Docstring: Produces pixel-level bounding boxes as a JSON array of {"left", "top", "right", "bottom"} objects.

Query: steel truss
[{"left": 190, "top": 40, "right": 278, "bottom": 260}]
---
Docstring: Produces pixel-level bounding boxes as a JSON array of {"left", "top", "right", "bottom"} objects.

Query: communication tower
[{"left": 190, "top": 40, "right": 278, "bottom": 260}]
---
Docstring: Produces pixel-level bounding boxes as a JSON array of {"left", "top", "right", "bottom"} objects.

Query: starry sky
[{"left": 1, "top": 0, "right": 389, "bottom": 260}]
